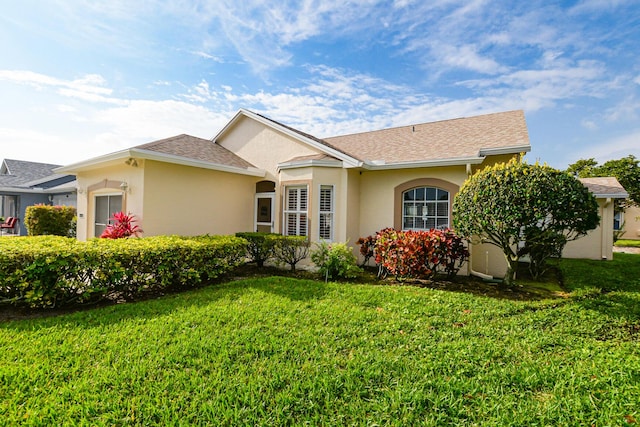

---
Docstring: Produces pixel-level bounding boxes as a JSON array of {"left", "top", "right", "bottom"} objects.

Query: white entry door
[{"left": 254, "top": 193, "right": 275, "bottom": 233}]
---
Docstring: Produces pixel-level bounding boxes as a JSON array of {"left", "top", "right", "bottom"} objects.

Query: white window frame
[
  {"left": 283, "top": 185, "right": 308, "bottom": 236},
  {"left": 318, "top": 185, "right": 334, "bottom": 241},
  {"left": 401, "top": 187, "right": 450, "bottom": 231},
  {"left": 614, "top": 210, "right": 624, "bottom": 231}
]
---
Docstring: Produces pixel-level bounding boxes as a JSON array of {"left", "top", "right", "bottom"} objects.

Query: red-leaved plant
[
  {"left": 361, "top": 227, "right": 469, "bottom": 280},
  {"left": 100, "top": 212, "right": 143, "bottom": 239}
]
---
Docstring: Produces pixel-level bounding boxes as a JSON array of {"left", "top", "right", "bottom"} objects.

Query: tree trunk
[{"left": 502, "top": 253, "right": 519, "bottom": 287}]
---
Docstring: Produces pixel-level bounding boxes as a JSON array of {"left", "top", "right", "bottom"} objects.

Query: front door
[
  {"left": 94, "top": 194, "right": 122, "bottom": 237},
  {"left": 255, "top": 193, "right": 275, "bottom": 233}
]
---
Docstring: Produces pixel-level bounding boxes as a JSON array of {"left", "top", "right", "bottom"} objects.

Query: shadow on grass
[{"left": 0, "top": 266, "right": 329, "bottom": 328}]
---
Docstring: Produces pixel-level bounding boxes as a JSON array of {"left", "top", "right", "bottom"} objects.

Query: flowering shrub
[
  {"left": 100, "top": 212, "right": 142, "bottom": 239},
  {"left": 311, "top": 241, "right": 361, "bottom": 281},
  {"left": 362, "top": 228, "right": 469, "bottom": 280}
]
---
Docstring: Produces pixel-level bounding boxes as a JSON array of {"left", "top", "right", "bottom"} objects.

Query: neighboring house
[
  {"left": 616, "top": 205, "right": 640, "bottom": 240},
  {"left": 562, "top": 177, "right": 629, "bottom": 260},
  {"left": 0, "top": 159, "right": 77, "bottom": 235},
  {"left": 56, "top": 109, "right": 619, "bottom": 278}
]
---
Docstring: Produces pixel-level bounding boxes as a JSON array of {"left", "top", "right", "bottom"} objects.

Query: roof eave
[
  {"left": 215, "top": 109, "right": 363, "bottom": 168},
  {"left": 55, "top": 148, "right": 266, "bottom": 177},
  {"left": 592, "top": 192, "right": 629, "bottom": 199},
  {"left": 277, "top": 159, "right": 343, "bottom": 170},
  {"left": 479, "top": 144, "right": 531, "bottom": 156},
  {"left": 362, "top": 156, "right": 486, "bottom": 170}
]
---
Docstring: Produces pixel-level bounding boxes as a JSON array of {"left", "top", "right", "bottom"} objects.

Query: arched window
[{"left": 402, "top": 187, "right": 450, "bottom": 230}]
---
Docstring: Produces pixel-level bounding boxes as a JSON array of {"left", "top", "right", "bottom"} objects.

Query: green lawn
[
  {"left": 1, "top": 255, "right": 639, "bottom": 426},
  {"left": 615, "top": 239, "right": 640, "bottom": 248}
]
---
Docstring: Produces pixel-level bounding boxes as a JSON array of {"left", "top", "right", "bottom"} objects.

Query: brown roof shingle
[
  {"left": 324, "top": 110, "right": 530, "bottom": 163},
  {"left": 135, "top": 134, "right": 256, "bottom": 170},
  {"left": 579, "top": 177, "right": 629, "bottom": 198}
]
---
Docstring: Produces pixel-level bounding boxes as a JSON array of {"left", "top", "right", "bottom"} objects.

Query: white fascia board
[
  {"left": 0, "top": 186, "right": 45, "bottom": 194},
  {"left": 131, "top": 149, "right": 266, "bottom": 177},
  {"left": 362, "top": 156, "right": 485, "bottom": 170},
  {"left": 277, "top": 159, "right": 344, "bottom": 170},
  {"left": 216, "top": 109, "right": 363, "bottom": 168},
  {"left": 53, "top": 149, "right": 133, "bottom": 174},
  {"left": 593, "top": 192, "right": 629, "bottom": 199},
  {"left": 479, "top": 145, "right": 531, "bottom": 156}
]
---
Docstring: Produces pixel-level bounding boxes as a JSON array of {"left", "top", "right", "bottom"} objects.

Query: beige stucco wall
[
  {"left": 620, "top": 205, "right": 640, "bottom": 240},
  {"left": 564, "top": 198, "right": 614, "bottom": 260},
  {"left": 357, "top": 165, "right": 468, "bottom": 238},
  {"left": 218, "top": 116, "right": 322, "bottom": 179},
  {"left": 142, "top": 161, "right": 256, "bottom": 237},
  {"left": 75, "top": 162, "right": 145, "bottom": 240}
]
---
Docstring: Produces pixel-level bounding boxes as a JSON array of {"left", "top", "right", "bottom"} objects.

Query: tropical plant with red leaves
[
  {"left": 100, "top": 212, "right": 142, "bottom": 239},
  {"left": 372, "top": 228, "right": 468, "bottom": 280}
]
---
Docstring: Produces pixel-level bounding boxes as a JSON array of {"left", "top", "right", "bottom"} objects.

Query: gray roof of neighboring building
[{"left": 0, "top": 159, "right": 68, "bottom": 188}]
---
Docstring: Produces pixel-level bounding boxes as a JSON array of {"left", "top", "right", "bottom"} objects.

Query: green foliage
[
  {"left": 373, "top": 228, "right": 469, "bottom": 280},
  {"left": 272, "top": 235, "right": 310, "bottom": 271},
  {"left": 453, "top": 159, "right": 600, "bottom": 286},
  {"left": 310, "top": 241, "right": 361, "bottom": 281},
  {"left": 567, "top": 155, "right": 640, "bottom": 207},
  {"left": 0, "top": 235, "right": 247, "bottom": 308},
  {"left": 1, "top": 254, "right": 639, "bottom": 425},
  {"left": 24, "top": 204, "right": 76, "bottom": 236},
  {"left": 235, "top": 232, "right": 280, "bottom": 267}
]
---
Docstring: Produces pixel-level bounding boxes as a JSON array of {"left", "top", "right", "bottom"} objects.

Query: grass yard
[
  {"left": 1, "top": 254, "right": 639, "bottom": 426},
  {"left": 615, "top": 239, "right": 640, "bottom": 248}
]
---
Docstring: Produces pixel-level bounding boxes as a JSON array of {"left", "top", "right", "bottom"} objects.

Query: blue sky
[{"left": 1, "top": 0, "right": 638, "bottom": 169}]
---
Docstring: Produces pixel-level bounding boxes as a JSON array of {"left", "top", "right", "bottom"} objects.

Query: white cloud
[{"left": 582, "top": 129, "right": 640, "bottom": 163}]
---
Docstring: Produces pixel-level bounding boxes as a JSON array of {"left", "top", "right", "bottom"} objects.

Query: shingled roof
[
  {"left": 324, "top": 110, "right": 530, "bottom": 164},
  {"left": 0, "top": 159, "right": 65, "bottom": 188},
  {"left": 579, "top": 177, "right": 629, "bottom": 198},
  {"left": 135, "top": 134, "right": 256, "bottom": 170}
]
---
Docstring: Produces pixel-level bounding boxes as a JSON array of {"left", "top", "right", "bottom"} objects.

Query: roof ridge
[{"left": 325, "top": 109, "right": 524, "bottom": 140}]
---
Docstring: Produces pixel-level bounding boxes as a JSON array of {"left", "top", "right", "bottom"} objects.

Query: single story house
[
  {"left": 616, "top": 204, "right": 640, "bottom": 240},
  {"left": 56, "top": 109, "right": 623, "bottom": 278},
  {"left": 0, "top": 159, "right": 77, "bottom": 235}
]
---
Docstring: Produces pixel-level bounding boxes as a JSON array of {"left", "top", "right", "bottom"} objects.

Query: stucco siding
[
  {"left": 142, "top": 161, "right": 256, "bottom": 237},
  {"left": 75, "top": 163, "right": 144, "bottom": 240},
  {"left": 564, "top": 198, "right": 613, "bottom": 260},
  {"left": 620, "top": 205, "right": 640, "bottom": 240},
  {"left": 218, "top": 117, "right": 321, "bottom": 178}
]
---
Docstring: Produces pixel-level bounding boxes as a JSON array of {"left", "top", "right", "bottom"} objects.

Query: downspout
[{"left": 464, "top": 162, "right": 498, "bottom": 281}]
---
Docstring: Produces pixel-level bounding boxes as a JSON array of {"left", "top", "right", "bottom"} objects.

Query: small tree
[
  {"left": 453, "top": 159, "right": 599, "bottom": 286},
  {"left": 273, "top": 236, "right": 310, "bottom": 271}
]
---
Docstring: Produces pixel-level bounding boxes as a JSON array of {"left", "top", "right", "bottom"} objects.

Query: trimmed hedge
[
  {"left": 24, "top": 204, "right": 77, "bottom": 236},
  {"left": 0, "top": 235, "right": 247, "bottom": 308}
]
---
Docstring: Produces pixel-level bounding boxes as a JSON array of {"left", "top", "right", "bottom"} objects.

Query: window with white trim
[
  {"left": 284, "top": 185, "right": 308, "bottom": 236},
  {"left": 319, "top": 185, "right": 334, "bottom": 240},
  {"left": 614, "top": 211, "right": 623, "bottom": 231},
  {"left": 402, "top": 187, "right": 449, "bottom": 230}
]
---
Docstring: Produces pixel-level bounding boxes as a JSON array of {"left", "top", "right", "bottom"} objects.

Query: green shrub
[
  {"left": 0, "top": 235, "right": 247, "bottom": 308},
  {"left": 235, "top": 232, "right": 280, "bottom": 267},
  {"left": 273, "top": 235, "right": 310, "bottom": 271},
  {"left": 311, "top": 241, "right": 361, "bottom": 281},
  {"left": 24, "top": 204, "right": 77, "bottom": 236}
]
